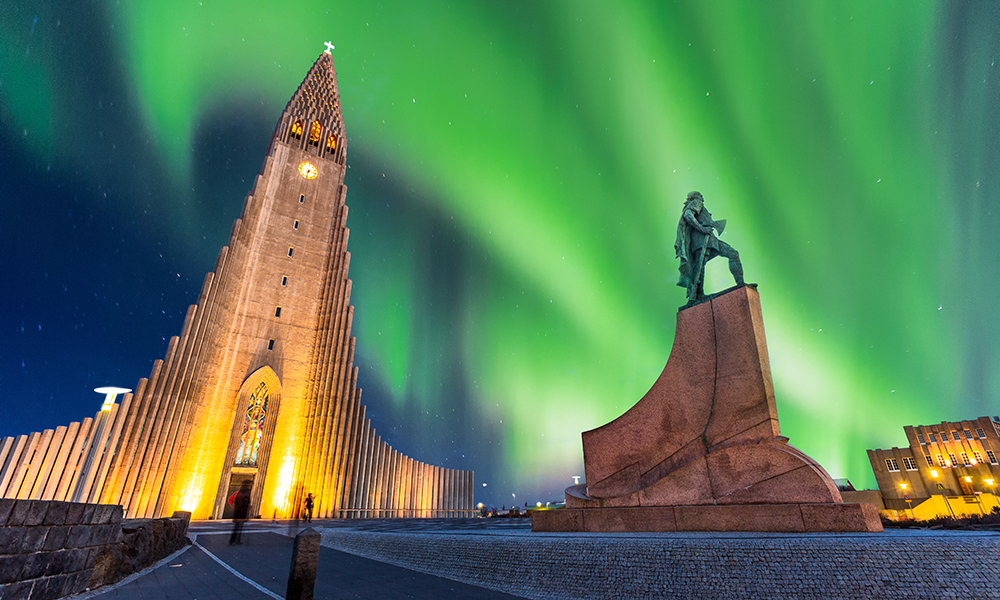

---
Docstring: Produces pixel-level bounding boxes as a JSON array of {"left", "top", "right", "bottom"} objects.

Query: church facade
[{"left": 0, "top": 50, "right": 475, "bottom": 520}]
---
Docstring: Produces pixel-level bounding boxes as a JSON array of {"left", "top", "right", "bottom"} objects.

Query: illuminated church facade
[{"left": 0, "top": 49, "right": 475, "bottom": 520}]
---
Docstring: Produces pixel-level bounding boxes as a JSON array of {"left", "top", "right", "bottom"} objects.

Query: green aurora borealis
[{"left": 3, "top": 1, "right": 1000, "bottom": 504}]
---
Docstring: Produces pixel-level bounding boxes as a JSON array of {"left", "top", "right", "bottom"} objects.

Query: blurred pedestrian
[
  {"left": 304, "top": 493, "right": 314, "bottom": 523},
  {"left": 229, "top": 480, "right": 252, "bottom": 545}
]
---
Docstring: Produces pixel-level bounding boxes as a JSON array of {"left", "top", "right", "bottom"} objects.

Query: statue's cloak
[{"left": 674, "top": 198, "right": 701, "bottom": 288}]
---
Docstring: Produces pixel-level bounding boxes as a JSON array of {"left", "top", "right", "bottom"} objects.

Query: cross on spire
[{"left": 324, "top": 41, "right": 335, "bottom": 54}]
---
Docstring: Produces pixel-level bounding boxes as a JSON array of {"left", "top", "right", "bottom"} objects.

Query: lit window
[
  {"left": 309, "top": 121, "right": 322, "bottom": 146},
  {"left": 268, "top": 339, "right": 275, "bottom": 350},
  {"left": 288, "top": 247, "right": 294, "bottom": 257},
  {"left": 236, "top": 381, "right": 268, "bottom": 466},
  {"left": 937, "top": 453, "right": 946, "bottom": 466},
  {"left": 925, "top": 454, "right": 934, "bottom": 466},
  {"left": 960, "top": 452, "right": 971, "bottom": 466},
  {"left": 953, "top": 431, "right": 962, "bottom": 441},
  {"left": 281, "top": 276, "right": 288, "bottom": 287},
  {"left": 929, "top": 433, "right": 937, "bottom": 443},
  {"left": 988, "top": 450, "right": 998, "bottom": 464},
  {"left": 977, "top": 428, "right": 986, "bottom": 439},
  {"left": 291, "top": 120, "right": 303, "bottom": 140},
  {"left": 949, "top": 453, "right": 958, "bottom": 466},
  {"left": 300, "top": 194, "right": 305, "bottom": 204},
  {"left": 294, "top": 220, "right": 300, "bottom": 230},
  {"left": 885, "top": 458, "right": 900, "bottom": 472},
  {"left": 917, "top": 433, "right": 925, "bottom": 444},
  {"left": 974, "top": 451, "right": 984, "bottom": 464},
  {"left": 326, "top": 135, "right": 337, "bottom": 154},
  {"left": 275, "top": 306, "right": 282, "bottom": 318},
  {"left": 965, "top": 429, "right": 974, "bottom": 440},
  {"left": 902, "top": 457, "right": 917, "bottom": 471}
]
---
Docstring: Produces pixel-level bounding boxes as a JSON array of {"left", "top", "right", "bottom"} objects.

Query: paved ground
[
  {"left": 81, "top": 521, "right": 527, "bottom": 599},
  {"left": 76, "top": 518, "right": 1000, "bottom": 599},
  {"left": 320, "top": 519, "right": 1000, "bottom": 600}
]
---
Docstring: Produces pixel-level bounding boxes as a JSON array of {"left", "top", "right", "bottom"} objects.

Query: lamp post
[
  {"left": 70, "top": 386, "right": 131, "bottom": 503},
  {"left": 94, "top": 386, "right": 131, "bottom": 411},
  {"left": 899, "top": 482, "right": 913, "bottom": 520}
]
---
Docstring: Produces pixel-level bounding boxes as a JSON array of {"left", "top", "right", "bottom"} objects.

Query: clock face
[{"left": 298, "top": 161, "right": 318, "bottom": 179}]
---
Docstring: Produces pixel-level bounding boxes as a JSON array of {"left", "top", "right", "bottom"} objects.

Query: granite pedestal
[{"left": 533, "top": 286, "right": 881, "bottom": 533}]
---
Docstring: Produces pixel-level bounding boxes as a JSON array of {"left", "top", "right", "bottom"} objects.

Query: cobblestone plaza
[{"left": 320, "top": 519, "right": 1000, "bottom": 599}]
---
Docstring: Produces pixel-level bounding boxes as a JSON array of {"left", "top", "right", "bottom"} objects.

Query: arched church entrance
[{"left": 213, "top": 366, "right": 282, "bottom": 519}]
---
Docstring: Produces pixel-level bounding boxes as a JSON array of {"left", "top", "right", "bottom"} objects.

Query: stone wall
[
  {"left": 88, "top": 512, "right": 191, "bottom": 587},
  {"left": 0, "top": 499, "right": 189, "bottom": 600}
]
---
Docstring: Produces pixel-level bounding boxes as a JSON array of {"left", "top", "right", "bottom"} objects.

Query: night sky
[{"left": 2, "top": 2, "right": 999, "bottom": 508}]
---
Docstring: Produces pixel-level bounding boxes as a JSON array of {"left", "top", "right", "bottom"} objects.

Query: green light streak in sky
[{"left": 5, "top": 0, "right": 998, "bottom": 499}]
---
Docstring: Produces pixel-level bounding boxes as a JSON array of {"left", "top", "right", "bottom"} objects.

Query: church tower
[{"left": 0, "top": 48, "right": 475, "bottom": 520}]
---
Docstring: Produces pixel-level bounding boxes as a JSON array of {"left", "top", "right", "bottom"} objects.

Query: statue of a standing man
[{"left": 674, "top": 191, "right": 744, "bottom": 304}]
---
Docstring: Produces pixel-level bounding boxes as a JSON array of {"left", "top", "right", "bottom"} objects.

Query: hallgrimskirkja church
[{"left": 0, "top": 48, "right": 475, "bottom": 520}]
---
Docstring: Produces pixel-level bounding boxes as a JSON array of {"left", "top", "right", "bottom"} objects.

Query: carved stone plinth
[
  {"left": 532, "top": 286, "right": 882, "bottom": 533},
  {"left": 533, "top": 502, "right": 882, "bottom": 533}
]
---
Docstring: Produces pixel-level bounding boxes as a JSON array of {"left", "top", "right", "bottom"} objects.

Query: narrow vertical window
[
  {"left": 988, "top": 450, "right": 998, "bottom": 464},
  {"left": 917, "top": 434, "right": 925, "bottom": 444},
  {"left": 309, "top": 121, "right": 322, "bottom": 146},
  {"left": 293, "top": 220, "right": 300, "bottom": 230},
  {"left": 925, "top": 454, "right": 933, "bottom": 465},
  {"left": 948, "top": 453, "right": 958, "bottom": 466},
  {"left": 929, "top": 433, "right": 937, "bottom": 443},
  {"left": 977, "top": 428, "right": 986, "bottom": 439},
  {"left": 965, "top": 430, "right": 974, "bottom": 440},
  {"left": 267, "top": 339, "right": 275, "bottom": 350},
  {"left": 936, "top": 453, "right": 945, "bottom": 466},
  {"left": 290, "top": 121, "right": 303, "bottom": 140},
  {"left": 326, "top": 135, "right": 337, "bottom": 154},
  {"left": 281, "top": 276, "right": 288, "bottom": 287},
  {"left": 236, "top": 381, "right": 268, "bottom": 465},
  {"left": 275, "top": 306, "right": 282, "bottom": 318},
  {"left": 974, "top": 451, "right": 984, "bottom": 464},
  {"left": 288, "top": 247, "right": 294, "bottom": 257},
  {"left": 299, "top": 194, "right": 305, "bottom": 204}
]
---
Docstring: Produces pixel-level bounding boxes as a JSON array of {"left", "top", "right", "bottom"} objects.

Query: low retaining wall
[
  {"left": 319, "top": 527, "right": 1000, "bottom": 599},
  {"left": 0, "top": 500, "right": 189, "bottom": 600}
]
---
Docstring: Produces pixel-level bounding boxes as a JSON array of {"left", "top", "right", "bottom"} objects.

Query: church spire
[{"left": 273, "top": 48, "right": 345, "bottom": 163}]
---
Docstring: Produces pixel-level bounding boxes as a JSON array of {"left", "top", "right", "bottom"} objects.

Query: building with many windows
[{"left": 868, "top": 416, "right": 1000, "bottom": 511}]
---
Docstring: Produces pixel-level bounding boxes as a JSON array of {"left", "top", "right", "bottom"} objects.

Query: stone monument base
[{"left": 532, "top": 502, "right": 882, "bottom": 533}]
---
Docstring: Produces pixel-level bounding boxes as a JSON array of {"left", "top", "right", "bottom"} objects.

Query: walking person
[
  {"left": 304, "top": 493, "right": 314, "bottom": 523},
  {"left": 229, "top": 480, "right": 252, "bottom": 545}
]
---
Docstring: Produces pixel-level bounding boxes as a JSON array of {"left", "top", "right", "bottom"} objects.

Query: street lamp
[
  {"left": 71, "top": 386, "right": 132, "bottom": 503},
  {"left": 94, "top": 386, "right": 131, "bottom": 411},
  {"left": 899, "top": 482, "right": 913, "bottom": 520}
]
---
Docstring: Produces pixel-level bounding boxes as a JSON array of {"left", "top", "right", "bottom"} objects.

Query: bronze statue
[{"left": 674, "top": 191, "right": 744, "bottom": 304}]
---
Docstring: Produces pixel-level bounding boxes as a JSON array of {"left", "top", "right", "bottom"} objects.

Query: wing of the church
[{"left": 0, "top": 50, "right": 475, "bottom": 520}]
